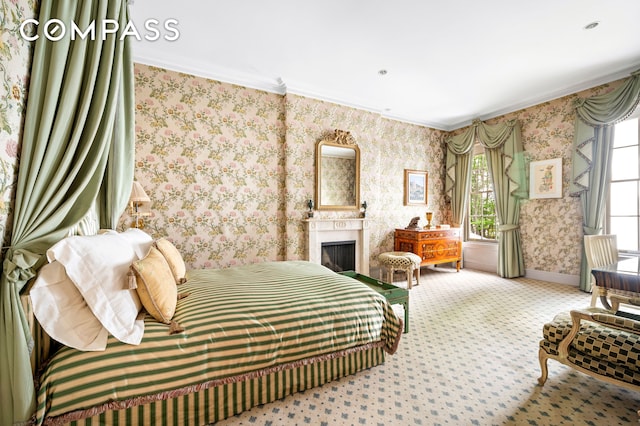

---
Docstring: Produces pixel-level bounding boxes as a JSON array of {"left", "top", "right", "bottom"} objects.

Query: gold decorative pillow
[
  {"left": 131, "top": 246, "right": 177, "bottom": 323},
  {"left": 155, "top": 238, "right": 187, "bottom": 284}
]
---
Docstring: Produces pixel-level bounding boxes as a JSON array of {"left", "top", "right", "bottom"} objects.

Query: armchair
[
  {"left": 538, "top": 294, "right": 640, "bottom": 393},
  {"left": 584, "top": 234, "right": 618, "bottom": 307},
  {"left": 584, "top": 234, "right": 639, "bottom": 308}
]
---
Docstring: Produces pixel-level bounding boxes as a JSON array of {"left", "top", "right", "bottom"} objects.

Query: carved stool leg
[{"left": 406, "top": 267, "right": 413, "bottom": 289}]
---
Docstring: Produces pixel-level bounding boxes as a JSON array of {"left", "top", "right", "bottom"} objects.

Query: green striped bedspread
[{"left": 36, "top": 261, "right": 403, "bottom": 424}]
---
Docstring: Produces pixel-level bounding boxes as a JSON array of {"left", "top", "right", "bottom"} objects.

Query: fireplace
[
  {"left": 303, "top": 218, "right": 370, "bottom": 275},
  {"left": 321, "top": 240, "right": 356, "bottom": 272}
]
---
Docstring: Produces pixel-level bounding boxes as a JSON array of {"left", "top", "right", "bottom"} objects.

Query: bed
[{"left": 26, "top": 229, "right": 403, "bottom": 425}]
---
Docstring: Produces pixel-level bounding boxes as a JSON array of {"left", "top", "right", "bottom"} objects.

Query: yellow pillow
[
  {"left": 155, "top": 238, "right": 187, "bottom": 284},
  {"left": 131, "top": 246, "right": 177, "bottom": 323}
]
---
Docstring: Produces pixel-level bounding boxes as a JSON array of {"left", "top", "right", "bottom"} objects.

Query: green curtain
[
  {"left": 0, "top": 1, "right": 134, "bottom": 424},
  {"left": 477, "top": 120, "right": 528, "bottom": 278},
  {"left": 445, "top": 119, "right": 528, "bottom": 278},
  {"left": 569, "top": 69, "right": 640, "bottom": 292},
  {"left": 445, "top": 126, "right": 475, "bottom": 227},
  {"left": 98, "top": 26, "right": 135, "bottom": 229}
]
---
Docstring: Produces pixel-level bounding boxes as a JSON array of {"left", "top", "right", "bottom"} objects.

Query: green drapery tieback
[
  {"left": 497, "top": 225, "right": 520, "bottom": 232},
  {"left": 582, "top": 226, "right": 601, "bottom": 236},
  {"left": 3, "top": 248, "right": 41, "bottom": 357},
  {"left": 3, "top": 249, "right": 40, "bottom": 292}
]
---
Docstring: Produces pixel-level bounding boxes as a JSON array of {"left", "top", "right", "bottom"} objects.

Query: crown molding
[
  {"left": 132, "top": 53, "right": 287, "bottom": 95},
  {"left": 133, "top": 52, "right": 449, "bottom": 130},
  {"left": 446, "top": 63, "right": 640, "bottom": 131},
  {"left": 285, "top": 86, "right": 451, "bottom": 131},
  {"left": 132, "top": 54, "right": 640, "bottom": 133}
]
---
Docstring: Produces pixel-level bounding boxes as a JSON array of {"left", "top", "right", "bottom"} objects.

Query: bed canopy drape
[
  {"left": 569, "top": 69, "right": 640, "bottom": 293},
  {"left": 445, "top": 119, "right": 528, "bottom": 278},
  {"left": 0, "top": 1, "right": 134, "bottom": 423}
]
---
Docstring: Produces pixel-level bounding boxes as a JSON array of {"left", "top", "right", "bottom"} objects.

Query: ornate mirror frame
[{"left": 315, "top": 129, "right": 361, "bottom": 211}]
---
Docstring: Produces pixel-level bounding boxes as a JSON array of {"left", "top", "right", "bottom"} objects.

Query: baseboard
[
  {"left": 525, "top": 269, "right": 579, "bottom": 286},
  {"left": 462, "top": 260, "right": 495, "bottom": 273},
  {"left": 375, "top": 263, "right": 579, "bottom": 287}
]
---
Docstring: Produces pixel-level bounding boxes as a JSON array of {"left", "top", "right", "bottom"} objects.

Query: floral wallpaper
[
  {"left": 131, "top": 66, "right": 629, "bottom": 276},
  {"left": 0, "top": 6, "right": 633, "bottom": 279},
  {"left": 132, "top": 66, "right": 446, "bottom": 270},
  {"left": 130, "top": 64, "right": 286, "bottom": 269},
  {"left": 0, "top": 0, "right": 37, "bottom": 251}
]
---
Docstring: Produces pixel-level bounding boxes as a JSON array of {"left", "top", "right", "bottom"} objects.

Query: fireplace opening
[{"left": 321, "top": 240, "right": 356, "bottom": 272}]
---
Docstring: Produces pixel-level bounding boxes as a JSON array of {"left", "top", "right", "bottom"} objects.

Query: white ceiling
[{"left": 128, "top": 0, "right": 640, "bottom": 131}]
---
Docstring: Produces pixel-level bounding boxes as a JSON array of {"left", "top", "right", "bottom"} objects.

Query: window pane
[
  {"left": 468, "top": 152, "right": 497, "bottom": 241},
  {"left": 611, "top": 146, "right": 638, "bottom": 181},
  {"left": 608, "top": 118, "right": 639, "bottom": 250},
  {"left": 614, "top": 119, "right": 639, "bottom": 148},
  {"left": 609, "top": 181, "right": 638, "bottom": 216},
  {"left": 470, "top": 193, "right": 481, "bottom": 212},
  {"left": 610, "top": 217, "right": 638, "bottom": 251}
]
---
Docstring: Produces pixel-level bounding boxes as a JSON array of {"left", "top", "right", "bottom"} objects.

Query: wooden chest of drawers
[{"left": 394, "top": 228, "right": 462, "bottom": 271}]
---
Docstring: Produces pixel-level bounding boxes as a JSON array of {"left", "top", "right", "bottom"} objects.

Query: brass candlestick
[{"left": 425, "top": 211, "right": 433, "bottom": 229}]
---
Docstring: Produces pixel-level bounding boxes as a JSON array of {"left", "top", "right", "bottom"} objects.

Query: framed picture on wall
[
  {"left": 404, "top": 169, "right": 428, "bottom": 205},
  {"left": 529, "top": 158, "right": 562, "bottom": 199}
]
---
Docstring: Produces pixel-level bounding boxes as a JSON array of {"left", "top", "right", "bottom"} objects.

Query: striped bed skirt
[{"left": 53, "top": 345, "right": 386, "bottom": 425}]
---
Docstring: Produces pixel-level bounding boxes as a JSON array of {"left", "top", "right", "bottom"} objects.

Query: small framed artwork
[
  {"left": 530, "top": 158, "right": 562, "bottom": 199},
  {"left": 404, "top": 169, "right": 428, "bottom": 205}
]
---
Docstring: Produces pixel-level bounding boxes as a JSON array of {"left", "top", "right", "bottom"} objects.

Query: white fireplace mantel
[{"left": 303, "top": 218, "right": 370, "bottom": 275}]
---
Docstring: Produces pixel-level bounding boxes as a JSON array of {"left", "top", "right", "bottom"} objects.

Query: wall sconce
[{"left": 129, "top": 181, "right": 151, "bottom": 229}]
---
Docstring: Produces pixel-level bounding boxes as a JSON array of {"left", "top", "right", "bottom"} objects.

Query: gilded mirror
[{"left": 315, "top": 130, "right": 360, "bottom": 211}]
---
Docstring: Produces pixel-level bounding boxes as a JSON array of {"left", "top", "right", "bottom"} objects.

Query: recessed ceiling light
[
  {"left": 378, "top": 69, "right": 388, "bottom": 76},
  {"left": 584, "top": 21, "right": 600, "bottom": 30}
]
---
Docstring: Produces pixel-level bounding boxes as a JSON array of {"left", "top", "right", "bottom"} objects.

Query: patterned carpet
[{"left": 215, "top": 267, "right": 640, "bottom": 425}]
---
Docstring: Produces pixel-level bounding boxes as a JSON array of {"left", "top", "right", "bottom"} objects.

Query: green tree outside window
[{"left": 469, "top": 153, "right": 497, "bottom": 240}]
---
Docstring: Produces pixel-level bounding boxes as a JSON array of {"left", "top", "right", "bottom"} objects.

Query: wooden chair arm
[
  {"left": 557, "top": 309, "right": 640, "bottom": 360},
  {"left": 557, "top": 309, "right": 591, "bottom": 359},
  {"left": 610, "top": 294, "right": 640, "bottom": 311}
]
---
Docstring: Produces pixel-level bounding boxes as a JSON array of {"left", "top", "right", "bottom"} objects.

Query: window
[
  {"left": 467, "top": 145, "right": 498, "bottom": 241},
  {"left": 608, "top": 115, "right": 640, "bottom": 252}
]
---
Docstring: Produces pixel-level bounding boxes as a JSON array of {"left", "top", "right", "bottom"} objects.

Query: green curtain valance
[
  {"left": 570, "top": 69, "right": 640, "bottom": 197},
  {"left": 445, "top": 119, "right": 528, "bottom": 200}
]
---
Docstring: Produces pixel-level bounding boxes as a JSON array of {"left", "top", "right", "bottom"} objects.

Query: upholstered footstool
[{"left": 378, "top": 251, "right": 422, "bottom": 289}]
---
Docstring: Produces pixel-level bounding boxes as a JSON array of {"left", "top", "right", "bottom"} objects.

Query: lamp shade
[{"left": 130, "top": 181, "right": 150, "bottom": 203}]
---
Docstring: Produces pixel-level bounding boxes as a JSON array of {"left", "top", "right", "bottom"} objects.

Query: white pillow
[
  {"left": 46, "top": 230, "right": 153, "bottom": 345},
  {"left": 30, "top": 261, "right": 109, "bottom": 351},
  {"left": 119, "top": 228, "right": 155, "bottom": 259}
]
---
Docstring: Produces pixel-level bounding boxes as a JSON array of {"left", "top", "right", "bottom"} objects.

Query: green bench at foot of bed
[{"left": 339, "top": 271, "right": 409, "bottom": 334}]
